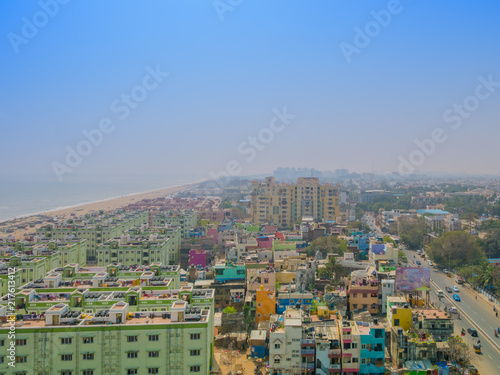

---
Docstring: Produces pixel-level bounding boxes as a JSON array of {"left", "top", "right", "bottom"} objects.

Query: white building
[
  {"left": 381, "top": 279, "right": 395, "bottom": 314},
  {"left": 269, "top": 309, "right": 303, "bottom": 374}
]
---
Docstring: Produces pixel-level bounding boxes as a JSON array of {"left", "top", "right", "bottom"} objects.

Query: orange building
[{"left": 256, "top": 287, "right": 276, "bottom": 324}]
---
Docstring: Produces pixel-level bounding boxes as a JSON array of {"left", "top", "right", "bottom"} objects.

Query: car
[
  {"left": 416, "top": 260, "right": 422, "bottom": 265},
  {"left": 453, "top": 294, "right": 461, "bottom": 301},
  {"left": 428, "top": 261, "right": 433, "bottom": 266},
  {"left": 445, "top": 286, "right": 453, "bottom": 293},
  {"left": 452, "top": 286, "right": 459, "bottom": 292},
  {"left": 417, "top": 250, "right": 422, "bottom": 255},
  {"left": 467, "top": 328, "right": 478, "bottom": 337},
  {"left": 443, "top": 268, "right": 449, "bottom": 273},
  {"left": 449, "top": 306, "right": 458, "bottom": 314}
]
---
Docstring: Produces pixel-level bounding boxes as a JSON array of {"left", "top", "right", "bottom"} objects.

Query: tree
[
  {"left": 447, "top": 335, "right": 473, "bottom": 373},
  {"left": 480, "top": 228, "right": 500, "bottom": 258},
  {"left": 427, "top": 231, "right": 485, "bottom": 269},
  {"left": 223, "top": 306, "right": 236, "bottom": 314},
  {"left": 346, "top": 221, "right": 371, "bottom": 233},
  {"left": 398, "top": 216, "right": 427, "bottom": 249},
  {"left": 306, "top": 236, "right": 343, "bottom": 258},
  {"left": 318, "top": 257, "right": 345, "bottom": 283}
]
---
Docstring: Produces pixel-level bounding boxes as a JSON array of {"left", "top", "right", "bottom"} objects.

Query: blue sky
[{"left": 1, "top": 0, "right": 500, "bottom": 182}]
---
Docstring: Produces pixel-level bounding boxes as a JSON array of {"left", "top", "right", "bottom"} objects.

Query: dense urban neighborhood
[{"left": 2, "top": 172, "right": 500, "bottom": 374}]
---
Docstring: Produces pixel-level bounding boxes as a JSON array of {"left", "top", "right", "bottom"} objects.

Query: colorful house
[
  {"left": 189, "top": 249, "right": 207, "bottom": 268},
  {"left": 256, "top": 287, "right": 276, "bottom": 323},
  {"left": 213, "top": 263, "right": 246, "bottom": 283}
]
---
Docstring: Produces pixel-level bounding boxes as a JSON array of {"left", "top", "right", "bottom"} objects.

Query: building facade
[{"left": 251, "top": 177, "right": 340, "bottom": 228}]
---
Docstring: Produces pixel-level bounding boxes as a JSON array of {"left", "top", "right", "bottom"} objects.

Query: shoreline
[
  {"left": 0, "top": 179, "right": 205, "bottom": 224},
  {"left": 0, "top": 179, "right": 206, "bottom": 239}
]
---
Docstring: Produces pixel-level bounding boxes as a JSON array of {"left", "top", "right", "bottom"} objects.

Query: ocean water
[{"left": 0, "top": 175, "right": 201, "bottom": 222}]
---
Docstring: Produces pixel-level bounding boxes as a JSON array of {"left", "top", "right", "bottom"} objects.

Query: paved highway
[{"left": 404, "top": 248, "right": 500, "bottom": 374}]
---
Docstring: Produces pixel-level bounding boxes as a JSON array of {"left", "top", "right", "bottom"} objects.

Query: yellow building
[
  {"left": 256, "top": 287, "right": 276, "bottom": 324},
  {"left": 387, "top": 297, "right": 412, "bottom": 331},
  {"left": 250, "top": 177, "right": 340, "bottom": 227}
]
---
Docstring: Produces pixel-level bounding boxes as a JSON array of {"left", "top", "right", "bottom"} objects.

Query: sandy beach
[{"left": 0, "top": 182, "right": 199, "bottom": 240}]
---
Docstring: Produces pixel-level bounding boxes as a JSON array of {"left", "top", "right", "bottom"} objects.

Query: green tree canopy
[
  {"left": 307, "top": 236, "right": 343, "bottom": 258},
  {"left": 398, "top": 216, "right": 427, "bottom": 249},
  {"left": 427, "top": 231, "right": 485, "bottom": 269}
]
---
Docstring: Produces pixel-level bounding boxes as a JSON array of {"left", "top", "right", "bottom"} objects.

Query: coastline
[{"left": 0, "top": 180, "right": 204, "bottom": 239}]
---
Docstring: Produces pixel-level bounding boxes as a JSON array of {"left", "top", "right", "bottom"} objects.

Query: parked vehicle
[
  {"left": 452, "top": 286, "right": 460, "bottom": 292},
  {"left": 456, "top": 276, "right": 464, "bottom": 284},
  {"left": 445, "top": 286, "right": 453, "bottom": 293},
  {"left": 467, "top": 328, "right": 478, "bottom": 337},
  {"left": 436, "top": 290, "right": 444, "bottom": 297},
  {"left": 416, "top": 260, "right": 422, "bottom": 266}
]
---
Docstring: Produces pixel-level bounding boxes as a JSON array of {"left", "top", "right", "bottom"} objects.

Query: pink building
[
  {"left": 257, "top": 236, "right": 274, "bottom": 249},
  {"left": 189, "top": 249, "right": 207, "bottom": 268},
  {"left": 200, "top": 209, "right": 229, "bottom": 222},
  {"left": 207, "top": 228, "right": 218, "bottom": 245},
  {"left": 264, "top": 225, "right": 278, "bottom": 234}
]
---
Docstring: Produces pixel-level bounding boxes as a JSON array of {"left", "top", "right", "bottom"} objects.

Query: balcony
[
  {"left": 301, "top": 349, "right": 315, "bottom": 356},
  {"left": 328, "top": 349, "right": 341, "bottom": 358},
  {"left": 301, "top": 363, "right": 315, "bottom": 370},
  {"left": 301, "top": 339, "right": 315, "bottom": 347},
  {"left": 329, "top": 364, "right": 341, "bottom": 370}
]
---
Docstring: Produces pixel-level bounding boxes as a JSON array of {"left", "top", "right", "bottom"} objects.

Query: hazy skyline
[{"left": 2, "top": 1, "right": 500, "bottom": 183}]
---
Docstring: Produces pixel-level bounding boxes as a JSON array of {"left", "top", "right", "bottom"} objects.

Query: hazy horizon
[{"left": 2, "top": 1, "right": 500, "bottom": 184}]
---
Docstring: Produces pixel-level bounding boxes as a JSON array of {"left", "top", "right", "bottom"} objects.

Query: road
[
  {"left": 362, "top": 214, "right": 383, "bottom": 238},
  {"left": 404, "top": 248, "right": 500, "bottom": 374}
]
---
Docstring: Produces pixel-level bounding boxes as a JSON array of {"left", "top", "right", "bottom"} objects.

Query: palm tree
[{"left": 478, "top": 265, "right": 495, "bottom": 289}]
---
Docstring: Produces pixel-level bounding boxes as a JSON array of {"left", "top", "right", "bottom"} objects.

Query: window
[
  {"left": 394, "top": 319, "right": 400, "bottom": 326},
  {"left": 83, "top": 337, "right": 94, "bottom": 344},
  {"left": 148, "top": 351, "right": 160, "bottom": 358},
  {"left": 361, "top": 358, "right": 366, "bottom": 364},
  {"left": 148, "top": 369, "right": 159, "bottom": 374},
  {"left": 190, "top": 350, "right": 200, "bottom": 356},
  {"left": 61, "top": 337, "right": 72, "bottom": 345},
  {"left": 61, "top": 354, "right": 72, "bottom": 361},
  {"left": 61, "top": 372, "right": 72, "bottom": 375},
  {"left": 15, "top": 339, "right": 27, "bottom": 346},
  {"left": 353, "top": 304, "right": 358, "bottom": 309},
  {"left": 190, "top": 333, "right": 200, "bottom": 340},
  {"left": 127, "top": 352, "right": 138, "bottom": 359},
  {"left": 127, "top": 336, "right": 138, "bottom": 342},
  {"left": 352, "top": 358, "right": 359, "bottom": 363},
  {"left": 190, "top": 366, "right": 201, "bottom": 372},
  {"left": 274, "top": 343, "right": 281, "bottom": 349},
  {"left": 352, "top": 343, "right": 357, "bottom": 349},
  {"left": 82, "top": 371, "right": 94, "bottom": 375},
  {"left": 83, "top": 353, "right": 94, "bottom": 360},
  {"left": 127, "top": 370, "right": 138, "bottom": 375},
  {"left": 274, "top": 359, "right": 280, "bottom": 364},
  {"left": 148, "top": 335, "right": 159, "bottom": 341},
  {"left": 0, "top": 340, "right": 4, "bottom": 346},
  {"left": 15, "top": 356, "right": 27, "bottom": 363},
  {"left": 361, "top": 344, "right": 366, "bottom": 350}
]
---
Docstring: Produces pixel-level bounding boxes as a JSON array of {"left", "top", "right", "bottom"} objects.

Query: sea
[{"left": 0, "top": 174, "right": 202, "bottom": 223}]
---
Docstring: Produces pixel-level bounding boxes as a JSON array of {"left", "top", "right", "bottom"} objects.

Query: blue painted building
[
  {"left": 276, "top": 292, "right": 313, "bottom": 314},
  {"left": 358, "top": 322, "right": 385, "bottom": 374}
]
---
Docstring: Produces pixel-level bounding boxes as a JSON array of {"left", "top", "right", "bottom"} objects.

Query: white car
[
  {"left": 452, "top": 286, "right": 459, "bottom": 292},
  {"left": 428, "top": 261, "right": 433, "bottom": 266}
]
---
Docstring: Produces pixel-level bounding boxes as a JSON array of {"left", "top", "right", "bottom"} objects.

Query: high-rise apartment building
[{"left": 251, "top": 177, "right": 340, "bottom": 228}]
